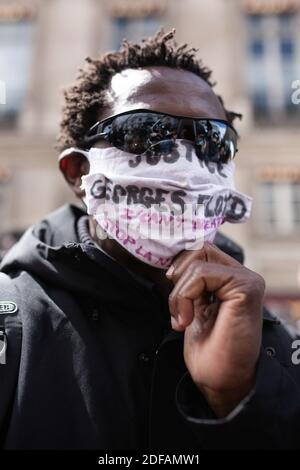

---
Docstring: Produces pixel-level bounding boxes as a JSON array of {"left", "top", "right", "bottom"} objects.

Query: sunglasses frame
[{"left": 82, "top": 108, "right": 238, "bottom": 159}]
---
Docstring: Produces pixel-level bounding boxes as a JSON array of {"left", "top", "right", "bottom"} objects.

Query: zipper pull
[{"left": 0, "top": 330, "right": 7, "bottom": 365}]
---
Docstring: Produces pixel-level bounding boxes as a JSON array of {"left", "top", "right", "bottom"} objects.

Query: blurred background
[{"left": 0, "top": 0, "right": 300, "bottom": 328}]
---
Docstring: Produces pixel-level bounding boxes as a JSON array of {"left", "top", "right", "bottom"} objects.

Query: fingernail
[{"left": 166, "top": 264, "right": 175, "bottom": 278}]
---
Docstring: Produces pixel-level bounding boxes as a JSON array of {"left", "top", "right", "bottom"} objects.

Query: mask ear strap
[
  {"left": 58, "top": 147, "right": 89, "bottom": 172},
  {"left": 58, "top": 147, "right": 89, "bottom": 162}
]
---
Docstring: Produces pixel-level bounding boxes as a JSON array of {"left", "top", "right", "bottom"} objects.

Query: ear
[{"left": 59, "top": 150, "right": 90, "bottom": 198}]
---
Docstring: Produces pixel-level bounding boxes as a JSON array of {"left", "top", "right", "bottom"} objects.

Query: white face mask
[{"left": 65, "top": 140, "right": 252, "bottom": 269}]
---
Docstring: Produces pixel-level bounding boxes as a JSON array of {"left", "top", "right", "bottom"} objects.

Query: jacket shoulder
[
  {"left": 215, "top": 232, "right": 244, "bottom": 264},
  {"left": 0, "top": 272, "right": 23, "bottom": 443},
  {"left": 0, "top": 273, "right": 19, "bottom": 301},
  {"left": 262, "top": 307, "right": 300, "bottom": 369}
]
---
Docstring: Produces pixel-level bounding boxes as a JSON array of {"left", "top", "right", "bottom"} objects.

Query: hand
[{"left": 166, "top": 242, "right": 265, "bottom": 417}]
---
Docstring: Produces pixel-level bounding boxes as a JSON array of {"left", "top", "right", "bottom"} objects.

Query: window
[
  {"left": 261, "top": 182, "right": 276, "bottom": 228},
  {"left": 109, "top": 0, "right": 165, "bottom": 49},
  {"left": 292, "top": 182, "right": 300, "bottom": 224},
  {"left": 246, "top": 12, "right": 300, "bottom": 123},
  {"left": 259, "top": 181, "right": 300, "bottom": 234},
  {"left": 0, "top": 20, "right": 34, "bottom": 127},
  {"left": 112, "top": 15, "right": 161, "bottom": 49}
]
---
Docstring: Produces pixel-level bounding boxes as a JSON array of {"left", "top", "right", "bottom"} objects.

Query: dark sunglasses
[{"left": 83, "top": 109, "right": 238, "bottom": 163}]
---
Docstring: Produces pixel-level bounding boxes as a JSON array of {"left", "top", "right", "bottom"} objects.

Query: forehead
[{"left": 104, "top": 66, "right": 226, "bottom": 120}]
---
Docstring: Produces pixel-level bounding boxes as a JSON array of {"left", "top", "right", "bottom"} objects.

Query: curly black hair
[{"left": 57, "top": 29, "right": 241, "bottom": 152}]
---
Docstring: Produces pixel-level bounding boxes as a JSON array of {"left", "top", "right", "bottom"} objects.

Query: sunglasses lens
[
  {"left": 146, "top": 139, "right": 176, "bottom": 156},
  {"left": 86, "top": 112, "right": 237, "bottom": 162},
  {"left": 194, "top": 120, "right": 237, "bottom": 163},
  {"left": 107, "top": 113, "right": 178, "bottom": 155}
]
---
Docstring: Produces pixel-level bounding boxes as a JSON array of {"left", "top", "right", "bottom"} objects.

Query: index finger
[{"left": 166, "top": 241, "right": 242, "bottom": 284}]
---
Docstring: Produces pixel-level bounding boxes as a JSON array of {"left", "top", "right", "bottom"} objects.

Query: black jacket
[{"left": 0, "top": 204, "right": 300, "bottom": 450}]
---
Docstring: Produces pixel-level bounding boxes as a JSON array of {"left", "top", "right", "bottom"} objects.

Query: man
[{"left": 0, "top": 30, "right": 300, "bottom": 450}]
